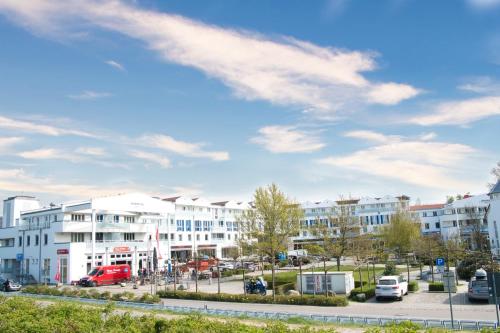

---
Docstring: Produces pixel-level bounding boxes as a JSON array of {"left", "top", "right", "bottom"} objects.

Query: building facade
[{"left": 487, "top": 181, "right": 500, "bottom": 256}]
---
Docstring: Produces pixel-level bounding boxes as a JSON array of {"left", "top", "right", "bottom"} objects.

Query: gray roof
[{"left": 490, "top": 180, "right": 500, "bottom": 195}]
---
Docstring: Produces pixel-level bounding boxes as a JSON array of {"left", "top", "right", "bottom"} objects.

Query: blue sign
[
  {"left": 16, "top": 253, "right": 23, "bottom": 261},
  {"left": 436, "top": 257, "right": 445, "bottom": 266}
]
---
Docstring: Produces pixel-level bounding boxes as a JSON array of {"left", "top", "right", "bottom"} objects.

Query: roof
[
  {"left": 410, "top": 204, "right": 445, "bottom": 211},
  {"left": 490, "top": 180, "right": 500, "bottom": 195}
]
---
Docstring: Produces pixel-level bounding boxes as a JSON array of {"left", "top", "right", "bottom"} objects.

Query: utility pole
[
  {"left": 299, "top": 257, "right": 303, "bottom": 297},
  {"left": 446, "top": 248, "right": 454, "bottom": 329}
]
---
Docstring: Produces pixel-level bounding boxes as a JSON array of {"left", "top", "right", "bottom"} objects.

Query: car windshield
[
  {"left": 88, "top": 268, "right": 99, "bottom": 276},
  {"left": 471, "top": 280, "right": 488, "bottom": 287},
  {"left": 378, "top": 279, "right": 397, "bottom": 285}
]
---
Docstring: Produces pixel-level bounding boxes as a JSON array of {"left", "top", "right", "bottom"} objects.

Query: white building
[
  {"left": 293, "top": 195, "right": 410, "bottom": 247},
  {"left": 410, "top": 204, "right": 445, "bottom": 236},
  {"left": 487, "top": 181, "right": 500, "bottom": 256},
  {"left": 0, "top": 193, "right": 250, "bottom": 285}
]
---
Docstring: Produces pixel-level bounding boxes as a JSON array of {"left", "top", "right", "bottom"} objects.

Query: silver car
[
  {"left": 0, "top": 278, "right": 22, "bottom": 292},
  {"left": 468, "top": 279, "right": 489, "bottom": 302}
]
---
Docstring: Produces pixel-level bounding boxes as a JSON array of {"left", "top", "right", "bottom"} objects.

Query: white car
[
  {"left": 375, "top": 275, "right": 408, "bottom": 301},
  {"left": 217, "top": 262, "right": 234, "bottom": 271}
]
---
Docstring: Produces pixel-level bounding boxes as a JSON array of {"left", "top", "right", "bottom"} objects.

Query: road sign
[
  {"left": 16, "top": 253, "right": 23, "bottom": 261},
  {"left": 436, "top": 257, "right": 445, "bottom": 266}
]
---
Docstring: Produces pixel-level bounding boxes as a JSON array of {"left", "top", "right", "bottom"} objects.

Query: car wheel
[
  {"left": 375, "top": 296, "right": 381, "bottom": 302},
  {"left": 92, "top": 281, "right": 97, "bottom": 287}
]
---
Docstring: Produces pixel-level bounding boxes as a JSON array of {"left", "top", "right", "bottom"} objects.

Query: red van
[{"left": 79, "top": 264, "right": 131, "bottom": 287}]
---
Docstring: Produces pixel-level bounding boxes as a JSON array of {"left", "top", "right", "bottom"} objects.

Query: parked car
[
  {"left": 217, "top": 262, "right": 234, "bottom": 271},
  {"left": 0, "top": 277, "right": 22, "bottom": 292},
  {"left": 468, "top": 269, "right": 489, "bottom": 302},
  {"left": 375, "top": 275, "right": 408, "bottom": 301},
  {"left": 79, "top": 264, "right": 131, "bottom": 287}
]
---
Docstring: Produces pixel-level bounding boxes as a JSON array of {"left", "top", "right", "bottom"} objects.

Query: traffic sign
[
  {"left": 436, "top": 257, "right": 445, "bottom": 266},
  {"left": 16, "top": 253, "right": 23, "bottom": 261}
]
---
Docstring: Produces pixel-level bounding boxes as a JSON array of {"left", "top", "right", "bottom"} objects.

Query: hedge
[
  {"left": 349, "top": 287, "right": 376, "bottom": 302},
  {"left": 157, "top": 290, "right": 348, "bottom": 306},
  {"left": 428, "top": 282, "right": 444, "bottom": 292},
  {"left": 408, "top": 281, "right": 419, "bottom": 292},
  {"left": 22, "top": 285, "right": 160, "bottom": 303}
]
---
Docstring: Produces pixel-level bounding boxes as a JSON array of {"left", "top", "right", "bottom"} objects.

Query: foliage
[
  {"left": 22, "top": 285, "right": 160, "bottom": 303},
  {"left": 408, "top": 281, "right": 419, "bottom": 292},
  {"left": 380, "top": 211, "right": 421, "bottom": 258},
  {"left": 456, "top": 253, "right": 496, "bottom": 280},
  {"left": 349, "top": 286, "right": 376, "bottom": 301},
  {"left": 428, "top": 282, "right": 444, "bottom": 292},
  {"left": 383, "top": 262, "right": 398, "bottom": 276},
  {"left": 239, "top": 184, "right": 303, "bottom": 300},
  {"left": 0, "top": 297, "right": 346, "bottom": 332},
  {"left": 157, "top": 290, "right": 348, "bottom": 306}
]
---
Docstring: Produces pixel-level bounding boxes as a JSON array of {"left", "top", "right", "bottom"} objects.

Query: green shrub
[
  {"left": 383, "top": 262, "right": 398, "bottom": 276},
  {"left": 349, "top": 286, "right": 376, "bottom": 302},
  {"left": 408, "top": 281, "right": 419, "bottom": 292},
  {"left": 428, "top": 282, "right": 444, "bottom": 292},
  {"left": 354, "top": 281, "right": 368, "bottom": 288},
  {"left": 156, "top": 290, "right": 348, "bottom": 306}
]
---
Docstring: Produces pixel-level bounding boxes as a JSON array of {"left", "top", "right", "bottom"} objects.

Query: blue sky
[{"left": 0, "top": 0, "right": 499, "bottom": 206}]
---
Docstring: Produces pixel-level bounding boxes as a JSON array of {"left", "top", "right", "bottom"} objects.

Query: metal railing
[{"left": 5, "top": 292, "right": 497, "bottom": 331}]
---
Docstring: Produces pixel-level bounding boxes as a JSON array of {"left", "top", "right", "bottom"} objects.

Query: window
[
  {"left": 195, "top": 220, "right": 201, "bottom": 231},
  {"left": 185, "top": 220, "right": 192, "bottom": 232},
  {"left": 433, "top": 211, "right": 438, "bottom": 217},
  {"left": 18, "top": 236, "right": 22, "bottom": 247},
  {"left": 44, "top": 234, "right": 48, "bottom": 245},
  {"left": 424, "top": 223, "right": 430, "bottom": 230},
  {"left": 205, "top": 234, "right": 208, "bottom": 241},
  {"left": 124, "top": 216, "right": 135, "bottom": 223},
  {"left": 196, "top": 234, "right": 200, "bottom": 241},
  {"left": 219, "top": 221, "right": 224, "bottom": 227},
  {"left": 95, "top": 233, "right": 103, "bottom": 242},
  {"left": 435, "top": 222, "right": 441, "bottom": 229},
  {"left": 227, "top": 234, "right": 231, "bottom": 240},
  {"left": 96, "top": 214, "right": 104, "bottom": 222},
  {"left": 176, "top": 220, "right": 184, "bottom": 232},
  {"left": 178, "top": 234, "right": 182, "bottom": 241},
  {"left": 188, "top": 234, "right": 192, "bottom": 241},
  {"left": 422, "top": 212, "right": 427, "bottom": 217},
  {"left": 227, "top": 222, "right": 232, "bottom": 231},
  {"left": 114, "top": 215, "right": 120, "bottom": 223},
  {"left": 124, "top": 233, "right": 135, "bottom": 241},
  {"left": 170, "top": 233, "right": 174, "bottom": 240},
  {"left": 35, "top": 234, "right": 39, "bottom": 246},
  {"left": 27, "top": 235, "right": 31, "bottom": 246},
  {"left": 71, "top": 233, "right": 85, "bottom": 243},
  {"left": 71, "top": 214, "right": 85, "bottom": 222}
]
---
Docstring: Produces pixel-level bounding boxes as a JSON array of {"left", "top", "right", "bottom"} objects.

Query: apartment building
[
  {"left": 409, "top": 204, "right": 445, "bottom": 235},
  {"left": 0, "top": 193, "right": 249, "bottom": 284},
  {"left": 487, "top": 181, "right": 500, "bottom": 256}
]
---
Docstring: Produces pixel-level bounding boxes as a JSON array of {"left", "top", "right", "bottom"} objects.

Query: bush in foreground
[
  {"left": 408, "top": 281, "right": 419, "bottom": 292},
  {"left": 428, "top": 282, "right": 444, "bottom": 292},
  {"left": 349, "top": 287, "right": 376, "bottom": 302},
  {"left": 22, "top": 285, "right": 160, "bottom": 303},
  {"left": 156, "top": 290, "right": 348, "bottom": 306}
]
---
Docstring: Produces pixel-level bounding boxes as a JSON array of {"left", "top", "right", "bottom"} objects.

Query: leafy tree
[
  {"left": 380, "top": 211, "right": 421, "bottom": 259},
  {"left": 239, "top": 184, "right": 303, "bottom": 301},
  {"left": 489, "top": 161, "right": 500, "bottom": 189}
]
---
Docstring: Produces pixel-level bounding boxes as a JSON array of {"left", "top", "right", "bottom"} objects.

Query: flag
[
  {"left": 156, "top": 223, "right": 162, "bottom": 259},
  {"left": 54, "top": 257, "right": 60, "bottom": 282}
]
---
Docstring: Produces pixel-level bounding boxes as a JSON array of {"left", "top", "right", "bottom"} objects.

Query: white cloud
[
  {"left": 76, "top": 147, "right": 107, "bottom": 156},
  {"left": 129, "top": 149, "right": 171, "bottom": 169},
  {"left": 0, "top": 168, "right": 135, "bottom": 198},
  {"left": 0, "top": 136, "right": 24, "bottom": 151},
  {"left": 68, "top": 90, "right": 112, "bottom": 100},
  {"left": 0, "top": 115, "right": 96, "bottom": 137},
  {"left": 418, "top": 132, "right": 437, "bottom": 141},
  {"left": 0, "top": 0, "right": 419, "bottom": 116},
  {"left": 466, "top": 0, "right": 500, "bottom": 9},
  {"left": 251, "top": 126, "right": 325, "bottom": 153},
  {"left": 17, "top": 148, "right": 81, "bottom": 162},
  {"left": 343, "top": 130, "right": 401, "bottom": 144},
  {"left": 105, "top": 59, "right": 125, "bottom": 71},
  {"left": 409, "top": 96, "right": 500, "bottom": 126},
  {"left": 458, "top": 76, "right": 500, "bottom": 94},
  {"left": 318, "top": 131, "right": 480, "bottom": 190},
  {"left": 141, "top": 134, "right": 229, "bottom": 161},
  {"left": 367, "top": 83, "right": 420, "bottom": 105}
]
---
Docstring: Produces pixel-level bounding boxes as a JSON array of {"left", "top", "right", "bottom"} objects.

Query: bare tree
[{"left": 464, "top": 206, "right": 489, "bottom": 253}]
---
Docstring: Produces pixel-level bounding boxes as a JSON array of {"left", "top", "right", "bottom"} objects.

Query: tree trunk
[
  {"left": 324, "top": 257, "right": 328, "bottom": 297},
  {"left": 336, "top": 256, "right": 341, "bottom": 271},
  {"left": 271, "top": 247, "right": 276, "bottom": 302}
]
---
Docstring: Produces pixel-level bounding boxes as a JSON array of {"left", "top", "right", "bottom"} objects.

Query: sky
[{"left": 0, "top": 0, "right": 499, "bottom": 207}]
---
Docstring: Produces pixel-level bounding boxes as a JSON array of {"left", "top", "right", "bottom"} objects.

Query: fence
[{"left": 5, "top": 292, "right": 498, "bottom": 331}]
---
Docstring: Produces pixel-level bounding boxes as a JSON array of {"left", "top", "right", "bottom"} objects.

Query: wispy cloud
[
  {"left": 409, "top": 96, "right": 500, "bottom": 126},
  {"left": 458, "top": 76, "right": 500, "bottom": 94},
  {"left": 0, "top": 0, "right": 420, "bottom": 117},
  {"left": 0, "top": 168, "right": 136, "bottom": 198},
  {"left": 0, "top": 136, "right": 24, "bottom": 151},
  {"left": 318, "top": 131, "right": 481, "bottom": 190},
  {"left": 466, "top": 0, "right": 500, "bottom": 9},
  {"left": 17, "top": 148, "right": 81, "bottom": 162},
  {"left": 251, "top": 126, "right": 325, "bottom": 153},
  {"left": 140, "top": 134, "right": 229, "bottom": 161},
  {"left": 344, "top": 130, "right": 401, "bottom": 144},
  {"left": 128, "top": 149, "right": 171, "bottom": 169},
  {"left": 68, "top": 90, "right": 112, "bottom": 100},
  {"left": 0, "top": 115, "right": 96, "bottom": 137},
  {"left": 76, "top": 147, "right": 107, "bottom": 156},
  {"left": 105, "top": 59, "right": 125, "bottom": 71}
]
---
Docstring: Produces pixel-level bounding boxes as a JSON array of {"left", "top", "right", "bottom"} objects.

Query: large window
[
  {"left": 27, "top": 235, "right": 31, "bottom": 246},
  {"left": 124, "top": 216, "right": 135, "bottom": 223},
  {"left": 44, "top": 234, "right": 48, "bottom": 245},
  {"left": 195, "top": 220, "right": 201, "bottom": 231},
  {"left": 176, "top": 220, "right": 184, "bottom": 232},
  {"left": 71, "top": 214, "right": 85, "bottom": 222},
  {"left": 35, "top": 235, "right": 39, "bottom": 246},
  {"left": 185, "top": 220, "right": 192, "bottom": 232},
  {"left": 124, "top": 233, "right": 135, "bottom": 241},
  {"left": 18, "top": 236, "right": 22, "bottom": 247},
  {"left": 71, "top": 233, "right": 85, "bottom": 243}
]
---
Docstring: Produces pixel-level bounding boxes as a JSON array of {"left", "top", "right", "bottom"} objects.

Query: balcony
[{"left": 84, "top": 240, "right": 145, "bottom": 251}]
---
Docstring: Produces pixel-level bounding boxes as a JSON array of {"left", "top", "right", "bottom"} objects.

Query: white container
[{"left": 296, "top": 271, "right": 355, "bottom": 295}]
